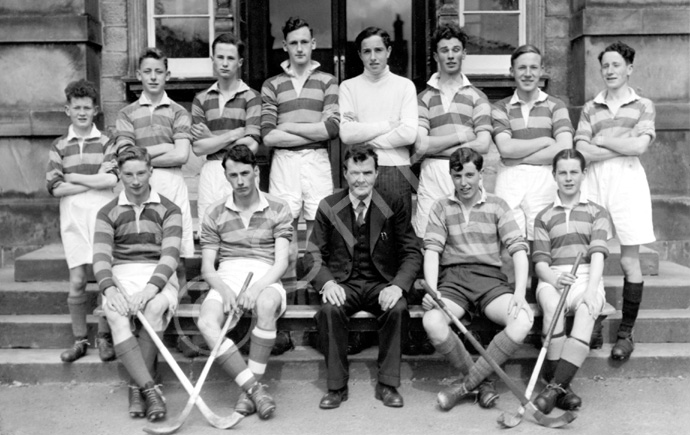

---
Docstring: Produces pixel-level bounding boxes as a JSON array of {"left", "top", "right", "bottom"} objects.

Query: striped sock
[
  {"left": 434, "top": 330, "right": 473, "bottom": 376},
  {"left": 216, "top": 339, "right": 256, "bottom": 391},
  {"left": 553, "top": 337, "right": 590, "bottom": 387},
  {"left": 465, "top": 330, "right": 520, "bottom": 391},
  {"left": 115, "top": 336, "right": 153, "bottom": 388},
  {"left": 67, "top": 294, "right": 89, "bottom": 338},
  {"left": 248, "top": 327, "right": 276, "bottom": 381}
]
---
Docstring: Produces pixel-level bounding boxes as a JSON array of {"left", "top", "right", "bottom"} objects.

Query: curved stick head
[{"left": 208, "top": 412, "right": 244, "bottom": 429}]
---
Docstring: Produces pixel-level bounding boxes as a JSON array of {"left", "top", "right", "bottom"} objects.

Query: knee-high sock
[
  {"left": 465, "top": 330, "right": 520, "bottom": 391},
  {"left": 553, "top": 337, "right": 590, "bottom": 388},
  {"left": 435, "top": 330, "right": 473, "bottom": 376},
  {"left": 115, "top": 336, "right": 153, "bottom": 388},
  {"left": 138, "top": 329, "right": 162, "bottom": 380},
  {"left": 543, "top": 331, "right": 566, "bottom": 382},
  {"left": 248, "top": 327, "right": 276, "bottom": 381},
  {"left": 67, "top": 294, "right": 89, "bottom": 338},
  {"left": 98, "top": 317, "right": 111, "bottom": 335},
  {"left": 216, "top": 338, "right": 256, "bottom": 391},
  {"left": 619, "top": 280, "right": 643, "bottom": 336}
]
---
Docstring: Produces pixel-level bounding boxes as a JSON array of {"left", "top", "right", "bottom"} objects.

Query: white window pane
[
  {"left": 463, "top": 0, "right": 519, "bottom": 12},
  {"left": 155, "top": 17, "right": 210, "bottom": 58},
  {"left": 463, "top": 13, "right": 518, "bottom": 55},
  {"left": 153, "top": 0, "right": 208, "bottom": 16}
]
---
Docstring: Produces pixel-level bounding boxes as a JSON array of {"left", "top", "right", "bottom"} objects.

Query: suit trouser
[{"left": 316, "top": 277, "right": 409, "bottom": 390}]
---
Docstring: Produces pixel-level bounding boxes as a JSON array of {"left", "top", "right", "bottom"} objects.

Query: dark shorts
[{"left": 437, "top": 263, "right": 513, "bottom": 316}]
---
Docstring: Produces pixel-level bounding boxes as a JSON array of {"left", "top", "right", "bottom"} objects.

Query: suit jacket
[{"left": 303, "top": 189, "right": 422, "bottom": 292}]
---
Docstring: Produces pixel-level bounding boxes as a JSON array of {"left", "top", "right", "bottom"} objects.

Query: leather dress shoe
[
  {"left": 477, "top": 379, "right": 499, "bottom": 408},
  {"left": 611, "top": 334, "right": 634, "bottom": 361},
  {"left": 556, "top": 385, "right": 582, "bottom": 410},
  {"left": 534, "top": 383, "right": 566, "bottom": 415},
  {"left": 375, "top": 383, "right": 404, "bottom": 408},
  {"left": 319, "top": 387, "right": 348, "bottom": 409}
]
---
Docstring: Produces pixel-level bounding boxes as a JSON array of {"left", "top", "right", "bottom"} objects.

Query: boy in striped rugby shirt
[
  {"left": 115, "top": 47, "right": 194, "bottom": 303},
  {"left": 532, "top": 149, "right": 611, "bottom": 414},
  {"left": 492, "top": 44, "right": 574, "bottom": 242},
  {"left": 94, "top": 147, "right": 182, "bottom": 421},
  {"left": 46, "top": 79, "right": 119, "bottom": 363},
  {"left": 261, "top": 17, "right": 339, "bottom": 282},
  {"left": 422, "top": 148, "right": 533, "bottom": 411},
  {"left": 413, "top": 23, "right": 492, "bottom": 238},
  {"left": 575, "top": 41, "right": 656, "bottom": 361},
  {"left": 197, "top": 145, "right": 292, "bottom": 419},
  {"left": 192, "top": 33, "right": 261, "bottom": 226}
]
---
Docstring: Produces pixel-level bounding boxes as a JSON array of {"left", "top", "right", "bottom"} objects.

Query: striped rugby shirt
[
  {"left": 532, "top": 195, "right": 611, "bottom": 266},
  {"left": 46, "top": 125, "right": 117, "bottom": 195},
  {"left": 115, "top": 92, "right": 192, "bottom": 162},
  {"left": 492, "top": 90, "right": 573, "bottom": 149},
  {"left": 574, "top": 89, "right": 655, "bottom": 146},
  {"left": 424, "top": 190, "right": 528, "bottom": 267},
  {"left": 191, "top": 81, "right": 261, "bottom": 160},
  {"left": 200, "top": 190, "right": 293, "bottom": 264},
  {"left": 261, "top": 61, "right": 339, "bottom": 150},
  {"left": 93, "top": 190, "right": 182, "bottom": 293},
  {"left": 418, "top": 73, "right": 492, "bottom": 155}
]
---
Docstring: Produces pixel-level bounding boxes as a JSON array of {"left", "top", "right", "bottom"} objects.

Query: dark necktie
[{"left": 355, "top": 201, "right": 366, "bottom": 227}]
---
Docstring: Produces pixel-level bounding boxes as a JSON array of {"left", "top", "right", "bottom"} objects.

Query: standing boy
[
  {"left": 492, "top": 45, "right": 573, "bottom": 241},
  {"left": 192, "top": 33, "right": 261, "bottom": 225},
  {"left": 532, "top": 149, "right": 611, "bottom": 414},
  {"left": 94, "top": 147, "right": 181, "bottom": 421},
  {"left": 340, "top": 27, "right": 418, "bottom": 213},
  {"left": 422, "top": 148, "right": 533, "bottom": 410},
  {"left": 261, "top": 17, "right": 339, "bottom": 276},
  {"left": 414, "top": 23, "right": 492, "bottom": 237},
  {"left": 116, "top": 47, "right": 194, "bottom": 295},
  {"left": 197, "top": 145, "right": 292, "bottom": 420},
  {"left": 47, "top": 79, "right": 118, "bottom": 362},
  {"left": 575, "top": 41, "right": 656, "bottom": 360}
]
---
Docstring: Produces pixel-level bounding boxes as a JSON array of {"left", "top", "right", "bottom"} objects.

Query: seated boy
[
  {"left": 532, "top": 149, "right": 611, "bottom": 413},
  {"left": 422, "top": 148, "right": 533, "bottom": 410},
  {"left": 46, "top": 79, "right": 118, "bottom": 362}
]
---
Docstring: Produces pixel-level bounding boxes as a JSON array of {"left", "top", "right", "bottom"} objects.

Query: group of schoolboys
[{"left": 47, "top": 14, "right": 654, "bottom": 424}]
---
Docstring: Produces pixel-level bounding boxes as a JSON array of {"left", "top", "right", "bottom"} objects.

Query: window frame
[{"left": 146, "top": 0, "right": 215, "bottom": 77}]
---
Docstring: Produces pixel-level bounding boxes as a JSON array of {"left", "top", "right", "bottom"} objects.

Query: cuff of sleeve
[
  {"left": 147, "top": 278, "right": 164, "bottom": 292},
  {"left": 587, "top": 246, "right": 609, "bottom": 259},
  {"left": 99, "top": 278, "right": 115, "bottom": 295}
]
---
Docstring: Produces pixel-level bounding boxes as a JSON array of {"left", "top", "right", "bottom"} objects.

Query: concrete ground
[{"left": 0, "top": 376, "right": 687, "bottom": 435}]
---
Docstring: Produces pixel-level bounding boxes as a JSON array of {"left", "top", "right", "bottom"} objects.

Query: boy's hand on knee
[
  {"left": 105, "top": 287, "right": 130, "bottom": 316},
  {"left": 508, "top": 294, "right": 533, "bottom": 322}
]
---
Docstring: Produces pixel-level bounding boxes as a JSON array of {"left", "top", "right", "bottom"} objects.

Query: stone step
[
  {"left": 3, "top": 306, "right": 690, "bottom": 350},
  {"left": 13, "top": 237, "right": 659, "bottom": 282},
  {"left": 1, "top": 343, "right": 687, "bottom": 385}
]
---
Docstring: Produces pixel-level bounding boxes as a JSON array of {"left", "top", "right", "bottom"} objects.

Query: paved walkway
[{"left": 1, "top": 376, "right": 688, "bottom": 435}]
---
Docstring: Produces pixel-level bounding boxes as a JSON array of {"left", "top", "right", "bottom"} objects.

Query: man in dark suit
[{"left": 303, "top": 144, "right": 422, "bottom": 410}]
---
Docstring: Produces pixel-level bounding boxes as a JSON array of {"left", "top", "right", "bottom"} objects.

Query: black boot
[{"left": 612, "top": 280, "right": 643, "bottom": 360}]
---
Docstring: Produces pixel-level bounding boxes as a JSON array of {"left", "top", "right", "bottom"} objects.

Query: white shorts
[
  {"left": 60, "top": 189, "right": 115, "bottom": 268},
  {"left": 197, "top": 160, "right": 233, "bottom": 230},
  {"left": 203, "top": 258, "right": 287, "bottom": 315},
  {"left": 494, "top": 163, "right": 557, "bottom": 241},
  {"left": 536, "top": 264, "right": 605, "bottom": 314},
  {"left": 414, "top": 158, "right": 454, "bottom": 237},
  {"left": 269, "top": 148, "right": 333, "bottom": 220},
  {"left": 584, "top": 157, "right": 655, "bottom": 245},
  {"left": 150, "top": 167, "right": 195, "bottom": 257},
  {"left": 102, "top": 263, "right": 180, "bottom": 325}
]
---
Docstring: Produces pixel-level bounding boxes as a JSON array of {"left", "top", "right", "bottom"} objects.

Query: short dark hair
[
  {"left": 343, "top": 144, "right": 379, "bottom": 171},
  {"left": 212, "top": 33, "right": 245, "bottom": 58},
  {"left": 552, "top": 148, "right": 587, "bottom": 172},
  {"left": 64, "top": 79, "right": 99, "bottom": 105},
  {"left": 511, "top": 44, "right": 542, "bottom": 66},
  {"left": 222, "top": 144, "right": 256, "bottom": 169},
  {"left": 598, "top": 41, "right": 635, "bottom": 65},
  {"left": 138, "top": 47, "right": 168, "bottom": 70},
  {"left": 282, "top": 17, "right": 313, "bottom": 39},
  {"left": 449, "top": 148, "right": 483, "bottom": 172},
  {"left": 431, "top": 23, "right": 468, "bottom": 52},
  {"left": 355, "top": 27, "right": 391, "bottom": 51},
  {"left": 117, "top": 146, "right": 151, "bottom": 168}
]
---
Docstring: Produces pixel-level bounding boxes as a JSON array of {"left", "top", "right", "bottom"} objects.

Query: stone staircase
[{"left": 2, "top": 241, "right": 690, "bottom": 385}]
